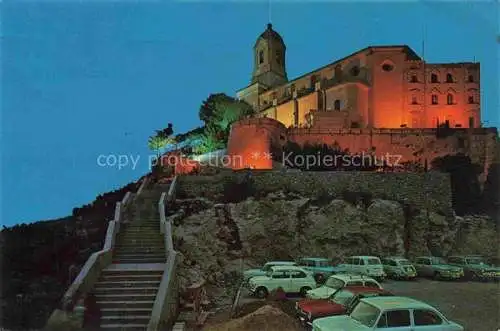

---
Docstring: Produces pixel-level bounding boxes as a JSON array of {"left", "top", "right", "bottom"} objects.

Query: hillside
[
  {"left": 0, "top": 178, "right": 144, "bottom": 330},
  {"left": 1, "top": 160, "right": 499, "bottom": 330}
]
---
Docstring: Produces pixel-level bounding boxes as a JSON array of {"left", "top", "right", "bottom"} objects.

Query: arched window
[
  {"left": 334, "top": 99, "right": 341, "bottom": 110},
  {"left": 259, "top": 50, "right": 264, "bottom": 64},
  {"left": 334, "top": 65, "right": 342, "bottom": 79},
  {"left": 350, "top": 66, "right": 360, "bottom": 76},
  {"left": 446, "top": 73, "right": 454, "bottom": 83},
  {"left": 468, "top": 96, "right": 474, "bottom": 104},
  {"left": 447, "top": 94, "right": 454, "bottom": 105},
  {"left": 411, "top": 96, "right": 418, "bottom": 105},
  {"left": 468, "top": 75, "right": 474, "bottom": 83},
  {"left": 310, "top": 75, "right": 317, "bottom": 87},
  {"left": 381, "top": 63, "right": 394, "bottom": 72},
  {"left": 410, "top": 75, "right": 418, "bottom": 83},
  {"left": 276, "top": 50, "right": 281, "bottom": 64},
  {"left": 431, "top": 73, "right": 438, "bottom": 83},
  {"left": 431, "top": 95, "right": 438, "bottom": 105}
]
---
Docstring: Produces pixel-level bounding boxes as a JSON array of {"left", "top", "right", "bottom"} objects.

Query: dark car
[
  {"left": 295, "top": 286, "right": 393, "bottom": 327},
  {"left": 448, "top": 255, "right": 500, "bottom": 281}
]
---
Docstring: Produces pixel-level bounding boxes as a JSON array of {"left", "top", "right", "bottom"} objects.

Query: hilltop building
[
  {"left": 227, "top": 24, "right": 497, "bottom": 174},
  {"left": 237, "top": 23, "right": 480, "bottom": 130}
]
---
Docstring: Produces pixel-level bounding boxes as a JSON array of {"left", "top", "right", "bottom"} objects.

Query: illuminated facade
[
  {"left": 227, "top": 24, "right": 496, "bottom": 173},
  {"left": 237, "top": 24, "right": 481, "bottom": 130}
]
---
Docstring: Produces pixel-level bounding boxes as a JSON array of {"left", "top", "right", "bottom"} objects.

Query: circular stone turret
[{"left": 226, "top": 117, "right": 287, "bottom": 169}]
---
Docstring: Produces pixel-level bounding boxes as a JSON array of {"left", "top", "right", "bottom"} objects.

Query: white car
[
  {"left": 337, "top": 256, "right": 386, "bottom": 281},
  {"left": 247, "top": 265, "right": 317, "bottom": 298},
  {"left": 243, "top": 261, "right": 297, "bottom": 281},
  {"left": 306, "top": 274, "right": 382, "bottom": 299},
  {"left": 312, "top": 296, "right": 464, "bottom": 331}
]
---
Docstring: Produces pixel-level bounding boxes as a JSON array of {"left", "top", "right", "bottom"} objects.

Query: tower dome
[{"left": 254, "top": 23, "right": 285, "bottom": 48}]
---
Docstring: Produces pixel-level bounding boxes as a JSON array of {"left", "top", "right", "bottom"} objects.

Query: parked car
[
  {"left": 413, "top": 256, "right": 464, "bottom": 280},
  {"left": 247, "top": 265, "right": 317, "bottom": 298},
  {"left": 297, "top": 257, "right": 342, "bottom": 283},
  {"left": 296, "top": 286, "right": 393, "bottom": 327},
  {"left": 312, "top": 296, "right": 464, "bottom": 331},
  {"left": 336, "top": 256, "right": 386, "bottom": 281},
  {"left": 305, "top": 274, "right": 382, "bottom": 299},
  {"left": 381, "top": 257, "right": 417, "bottom": 280},
  {"left": 243, "top": 261, "right": 297, "bottom": 281},
  {"left": 447, "top": 255, "right": 500, "bottom": 281}
]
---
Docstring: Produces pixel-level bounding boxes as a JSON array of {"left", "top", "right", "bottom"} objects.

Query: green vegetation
[{"left": 148, "top": 123, "right": 176, "bottom": 157}]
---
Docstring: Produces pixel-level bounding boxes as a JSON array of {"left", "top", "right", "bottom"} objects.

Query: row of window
[
  {"left": 410, "top": 73, "right": 476, "bottom": 83},
  {"left": 376, "top": 309, "right": 443, "bottom": 327},
  {"left": 410, "top": 94, "right": 477, "bottom": 105}
]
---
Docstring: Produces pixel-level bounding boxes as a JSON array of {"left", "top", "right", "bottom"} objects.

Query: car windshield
[
  {"left": 349, "top": 302, "right": 381, "bottom": 327},
  {"left": 262, "top": 265, "right": 272, "bottom": 271},
  {"left": 318, "top": 261, "right": 330, "bottom": 267},
  {"left": 466, "top": 257, "right": 486, "bottom": 265},
  {"left": 367, "top": 258, "right": 381, "bottom": 265},
  {"left": 399, "top": 259, "right": 411, "bottom": 265},
  {"left": 431, "top": 257, "right": 447, "bottom": 265},
  {"left": 330, "top": 289, "right": 354, "bottom": 305},
  {"left": 325, "top": 277, "right": 344, "bottom": 289}
]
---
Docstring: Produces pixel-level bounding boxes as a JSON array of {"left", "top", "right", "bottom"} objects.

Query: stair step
[
  {"left": 100, "top": 274, "right": 162, "bottom": 282},
  {"left": 96, "top": 281, "right": 161, "bottom": 288},
  {"left": 101, "top": 308, "right": 153, "bottom": 313},
  {"left": 115, "top": 244, "right": 163, "bottom": 247},
  {"left": 101, "top": 270, "right": 163, "bottom": 276},
  {"left": 100, "top": 326, "right": 147, "bottom": 331},
  {"left": 93, "top": 287, "right": 159, "bottom": 294},
  {"left": 113, "top": 249, "right": 164, "bottom": 253},
  {"left": 113, "top": 252, "right": 165, "bottom": 259},
  {"left": 112, "top": 259, "right": 166, "bottom": 264},
  {"left": 93, "top": 293, "right": 157, "bottom": 300},
  {"left": 116, "top": 237, "right": 162, "bottom": 241},
  {"left": 112, "top": 256, "right": 165, "bottom": 260},
  {"left": 97, "top": 301, "right": 155, "bottom": 309},
  {"left": 112, "top": 261, "right": 165, "bottom": 264},
  {"left": 101, "top": 315, "right": 151, "bottom": 325}
]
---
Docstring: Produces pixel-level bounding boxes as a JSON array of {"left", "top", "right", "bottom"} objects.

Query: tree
[
  {"left": 199, "top": 93, "right": 254, "bottom": 131},
  {"left": 196, "top": 93, "right": 254, "bottom": 154},
  {"left": 157, "top": 123, "right": 173, "bottom": 138},
  {"left": 193, "top": 124, "right": 226, "bottom": 154},
  {"left": 148, "top": 134, "right": 168, "bottom": 158}
]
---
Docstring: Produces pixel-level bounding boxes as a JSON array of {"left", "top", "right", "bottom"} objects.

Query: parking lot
[{"left": 239, "top": 279, "right": 499, "bottom": 331}]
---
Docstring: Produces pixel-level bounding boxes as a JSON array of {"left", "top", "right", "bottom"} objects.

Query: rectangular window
[
  {"left": 378, "top": 310, "right": 411, "bottom": 327},
  {"left": 431, "top": 95, "right": 438, "bottom": 105}
]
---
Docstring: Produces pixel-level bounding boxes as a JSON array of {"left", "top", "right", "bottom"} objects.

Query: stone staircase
[{"left": 89, "top": 186, "right": 169, "bottom": 331}]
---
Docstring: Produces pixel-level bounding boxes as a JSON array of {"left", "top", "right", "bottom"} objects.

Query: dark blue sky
[{"left": 2, "top": 1, "right": 499, "bottom": 226}]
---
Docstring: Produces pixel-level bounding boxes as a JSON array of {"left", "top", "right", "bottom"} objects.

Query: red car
[{"left": 295, "top": 286, "right": 393, "bottom": 327}]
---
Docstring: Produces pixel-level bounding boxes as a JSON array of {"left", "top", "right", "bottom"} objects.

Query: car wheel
[
  {"left": 255, "top": 287, "right": 268, "bottom": 299},
  {"left": 433, "top": 272, "right": 441, "bottom": 280},
  {"left": 300, "top": 286, "right": 312, "bottom": 297},
  {"left": 314, "top": 274, "right": 325, "bottom": 284}
]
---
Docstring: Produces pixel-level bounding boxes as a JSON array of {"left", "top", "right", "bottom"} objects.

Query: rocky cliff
[{"left": 168, "top": 188, "right": 498, "bottom": 305}]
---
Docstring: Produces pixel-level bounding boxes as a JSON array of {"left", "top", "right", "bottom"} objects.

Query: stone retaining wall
[{"left": 177, "top": 171, "right": 453, "bottom": 215}]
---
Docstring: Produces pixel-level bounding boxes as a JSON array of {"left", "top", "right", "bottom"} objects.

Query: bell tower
[
  {"left": 237, "top": 23, "right": 288, "bottom": 110},
  {"left": 252, "top": 23, "right": 288, "bottom": 87}
]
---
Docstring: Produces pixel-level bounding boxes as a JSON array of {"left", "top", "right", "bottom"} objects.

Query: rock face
[{"left": 169, "top": 191, "right": 498, "bottom": 301}]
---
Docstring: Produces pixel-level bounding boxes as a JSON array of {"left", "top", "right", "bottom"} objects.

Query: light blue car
[
  {"left": 243, "top": 261, "right": 297, "bottom": 281},
  {"left": 312, "top": 296, "right": 464, "bottom": 331}
]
